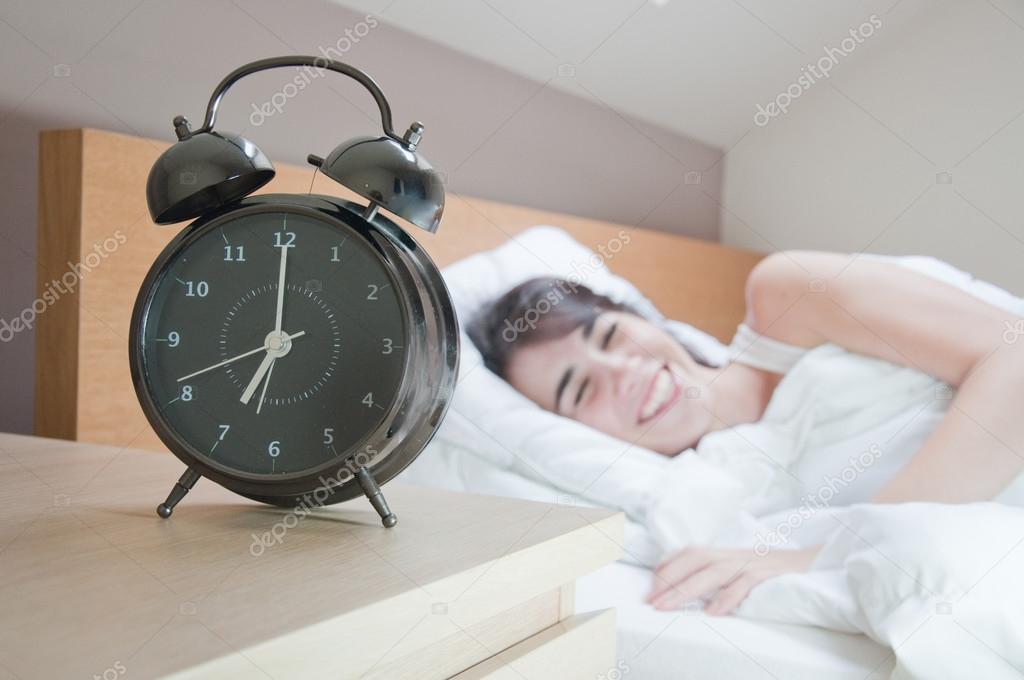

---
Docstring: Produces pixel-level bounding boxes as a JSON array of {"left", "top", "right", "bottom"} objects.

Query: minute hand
[{"left": 274, "top": 243, "right": 288, "bottom": 333}]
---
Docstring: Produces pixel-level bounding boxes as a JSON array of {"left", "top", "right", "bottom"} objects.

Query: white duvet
[
  {"left": 402, "top": 229, "right": 1024, "bottom": 677},
  {"left": 738, "top": 502, "right": 1024, "bottom": 679},
  {"left": 680, "top": 257, "right": 1024, "bottom": 678}
]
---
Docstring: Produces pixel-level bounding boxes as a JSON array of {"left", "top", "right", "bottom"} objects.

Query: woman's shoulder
[{"left": 742, "top": 250, "right": 850, "bottom": 348}]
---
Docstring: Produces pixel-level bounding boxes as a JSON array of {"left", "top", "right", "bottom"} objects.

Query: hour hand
[{"left": 240, "top": 352, "right": 275, "bottom": 405}]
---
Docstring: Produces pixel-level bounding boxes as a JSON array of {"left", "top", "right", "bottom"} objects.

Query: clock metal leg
[
  {"left": 156, "top": 468, "right": 201, "bottom": 518},
  {"left": 354, "top": 466, "right": 397, "bottom": 528}
]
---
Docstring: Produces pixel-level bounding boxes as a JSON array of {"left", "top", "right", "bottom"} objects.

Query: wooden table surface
[{"left": 0, "top": 433, "right": 623, "bottom": 679}]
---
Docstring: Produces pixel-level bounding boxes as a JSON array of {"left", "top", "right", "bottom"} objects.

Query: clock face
[{"left": 137, "top": 207, "right": 408, "bottom": 478}]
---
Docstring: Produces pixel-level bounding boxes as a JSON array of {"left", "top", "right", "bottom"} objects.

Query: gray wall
[
  {"left": 0, "top": 0, "right": 722, "bottom": 435},
  {"left": 720, "top": 0, "right": 1024, "bottom": 295}
]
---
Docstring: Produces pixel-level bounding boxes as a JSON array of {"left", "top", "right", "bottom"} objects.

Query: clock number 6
[{"left": 268, "top": 440, "right": 281, "bottom": 457}]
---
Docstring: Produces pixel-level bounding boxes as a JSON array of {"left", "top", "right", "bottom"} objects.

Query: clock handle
[
  {"left": 190, "top": 56, "right": 404, "bottom": 144},
  {"left": 156, "top": 467, "right": 201, "bottom": 518},
  {"left": 354, "top": 466, "right": 398, "bottom": 528}
]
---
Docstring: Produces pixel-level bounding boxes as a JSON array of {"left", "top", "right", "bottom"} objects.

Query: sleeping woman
[{"left": 467, "top": 251, "right": 1024, "bottom": 616}]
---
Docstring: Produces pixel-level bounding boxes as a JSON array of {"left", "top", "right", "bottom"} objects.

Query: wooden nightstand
[{"left": 0, "top": 433, "right": 623, "bottom": 679}]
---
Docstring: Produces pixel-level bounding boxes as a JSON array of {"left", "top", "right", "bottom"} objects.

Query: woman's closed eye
[
  {"left": 573, "top": 321, "right": 616, "bottom": 411},
  {"left": 573, "top": 376, "right": 590, "bottom": 409},
  {"left": 601, "top": 321, "right": 618, "bottom": 349}
]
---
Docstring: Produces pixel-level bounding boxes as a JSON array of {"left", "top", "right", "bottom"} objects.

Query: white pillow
[{"left": 400, "top": 226, "right": 739, "bottom": 563}]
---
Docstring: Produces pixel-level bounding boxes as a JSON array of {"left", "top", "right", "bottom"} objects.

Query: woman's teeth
[{"left": 640, "top": 368, "right": 675, "bottom": 421}]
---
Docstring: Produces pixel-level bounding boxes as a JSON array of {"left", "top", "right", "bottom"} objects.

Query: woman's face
[{"left": 504, "top": 310, "right": 716, "bottom": 455}]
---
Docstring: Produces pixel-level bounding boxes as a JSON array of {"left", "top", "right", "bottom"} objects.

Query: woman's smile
[{"left": 637, "top": 363, "right": 681, "bottom": 424}]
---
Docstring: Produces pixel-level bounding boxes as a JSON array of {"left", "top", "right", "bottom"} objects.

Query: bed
[{"left": 37, "top": 128, "right": 905, "bottom": 679}]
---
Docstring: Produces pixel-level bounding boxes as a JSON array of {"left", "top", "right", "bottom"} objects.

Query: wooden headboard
[{"left": 35, "top": 128, "right": 763, "bottom": 450}]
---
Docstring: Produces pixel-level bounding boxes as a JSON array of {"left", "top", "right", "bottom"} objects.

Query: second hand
[{"left": 177, "top": 330, "right": 306, "bottom": 383}]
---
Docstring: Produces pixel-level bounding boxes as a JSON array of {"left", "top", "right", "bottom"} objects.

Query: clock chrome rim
[{"left": 129, "top": 194, "right": 459, "bottom": 505}]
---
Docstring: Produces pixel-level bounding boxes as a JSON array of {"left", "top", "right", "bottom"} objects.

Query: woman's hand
[{"left": 646, "top": 545, "right": 821, "bottom": 615}]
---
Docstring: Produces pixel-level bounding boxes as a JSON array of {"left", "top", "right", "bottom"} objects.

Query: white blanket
[
  {"left": 698, "top": 256, "right": 1024, "bottom": 679},
  {"left": 738, "top": 503, "right": 1024, "bottom": 679}
]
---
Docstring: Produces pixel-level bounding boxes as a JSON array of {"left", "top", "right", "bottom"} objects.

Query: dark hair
[{"left": 467, "top": 277, "right": 637, "bottom": 379}]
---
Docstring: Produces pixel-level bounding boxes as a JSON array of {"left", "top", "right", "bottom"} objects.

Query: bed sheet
[{"left": 575, "top": 561, "right": 896, "bottom": 680}]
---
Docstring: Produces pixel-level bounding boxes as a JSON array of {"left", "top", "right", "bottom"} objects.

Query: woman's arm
[{"left": 745, "top": 250, "right": 1024, "bottom": 503}]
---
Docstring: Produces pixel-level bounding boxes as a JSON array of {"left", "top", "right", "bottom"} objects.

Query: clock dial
[{"left": 138, "top": 208, "right": 407, "bottom": 477}]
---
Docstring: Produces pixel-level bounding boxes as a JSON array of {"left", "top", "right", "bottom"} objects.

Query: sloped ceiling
[{"left": 330, "top": 0, "right": 924, "bottom": 148}]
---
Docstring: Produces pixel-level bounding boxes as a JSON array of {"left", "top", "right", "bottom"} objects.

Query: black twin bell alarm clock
[{"left": 131, "top": 56, "right": 459, "bottom": 527}]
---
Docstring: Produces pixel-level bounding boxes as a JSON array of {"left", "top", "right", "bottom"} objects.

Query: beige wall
[{"left": 720, "top": 0, "right": 1024, "bottom": 293}]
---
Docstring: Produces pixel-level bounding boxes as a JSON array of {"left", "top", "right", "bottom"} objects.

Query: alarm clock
[{"left": 130, "top": 56, "right": 459, "bottom": 527}]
